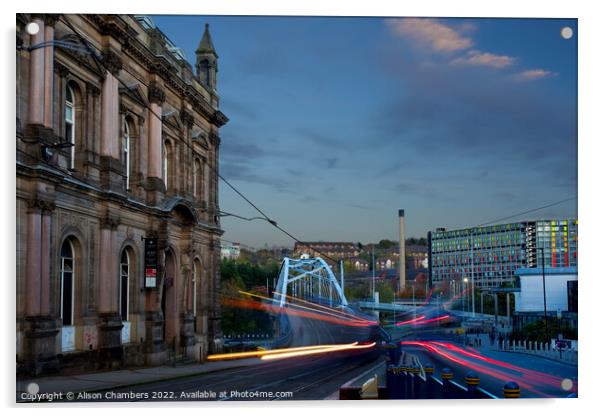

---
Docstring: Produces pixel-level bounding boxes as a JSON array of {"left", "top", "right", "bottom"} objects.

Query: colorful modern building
[{"left": 428, "top": 219, "right": 578, "bottom": 288}]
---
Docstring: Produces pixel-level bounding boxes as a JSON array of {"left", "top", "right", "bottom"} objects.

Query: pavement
[
  {"left": 465, "top": 333, "right": 577, "bottom": 367},
  {"left": 17, "top": 357, "right": 264, "bottom": 399}
]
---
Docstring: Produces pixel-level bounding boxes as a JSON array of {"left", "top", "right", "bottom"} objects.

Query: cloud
[
  {"left": 325, "top": 158, "right": 338, "bottom": 169},
  {"left": 451, "top": 51, "right": 516, "bottom": 68},
  {"left": 221, "top": 161, "right": 293, "bottom": 193},
  {"left": 386, "top": 18, "right": 473, "bottom": 53},
  {"left": 513, "top": 69, "right": 557, "bottom": 81},
  {"left": 372, "top": 56, "right": 576, "bottom": 178}
]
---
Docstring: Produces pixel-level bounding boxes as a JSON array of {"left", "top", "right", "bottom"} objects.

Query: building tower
[
  {"left": 195, "top": 23, "right": 218, "bottom": 90},
  {"left": 398, "top": 209, "right": 406, "bottom": 291}
]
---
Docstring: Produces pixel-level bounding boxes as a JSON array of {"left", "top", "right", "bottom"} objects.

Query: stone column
[
  {"left": 25, "top": 201, "right": 42, "bottom": 316},
  {"left": 147, "top": 81, "right": 165, "bottom": 181},
  {"left": 99, "top": 51, "right": 124, "bottom": 191},
  {"left": 43, "top": 15, "right": 57, "bottom": 129},
  {"left": 101, "top": 72, "right": 119, "bottom": 159},
  {"left": 98, "top": 225, "right": 112, "bottom": 314},
  {"left": 208, "top": 240, "right": 223, "bottom": 353},
  {"left": 27, "top": 16, "right": 45, "bottom": 125},
  {"left": 21, "top": 199, "right": 59, "bottom": 376},
  {"left": 97, "top": 217, "right": 123, "bottom": 367},
  {"left": 40, "top": 203, "right": 55, "bottom": 315},
  {"left": 110, "top": 225, "right": 119, "bottom": 312}
]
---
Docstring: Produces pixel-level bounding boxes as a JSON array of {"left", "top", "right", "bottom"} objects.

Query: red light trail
[{"left": 400, "top": 340, "right": 576, "bottom": 396}]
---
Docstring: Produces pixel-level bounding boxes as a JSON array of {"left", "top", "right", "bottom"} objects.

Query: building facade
[
  {"left": 16, "top": 14, "right": 228, "bottom": 375},
  {"left": 513, "top": 267, "right": 578, "bottom": 332},
  {"left": 293, "top": 242, "right": 360, "bottom": 260},
  {"left": 220, "top": 241, "right": 241, "bottom": 260},
  {"left": 428, "top": 219, "right": 578, "bottom": 288}
]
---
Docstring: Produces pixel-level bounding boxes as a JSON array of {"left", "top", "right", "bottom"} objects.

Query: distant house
[
  {"left": 221, "top": 242, "right": 241, "bottom": 260},
  {"left": 350, "top": 257, "right": 369, "bottom": 272},
  {"left": 293, "top": 241, "right": 360, "bottom": 260}
]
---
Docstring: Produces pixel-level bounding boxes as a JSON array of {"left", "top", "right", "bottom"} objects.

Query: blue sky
[{"left": 152, "top": 16, "right": 577, "bottom": 248}]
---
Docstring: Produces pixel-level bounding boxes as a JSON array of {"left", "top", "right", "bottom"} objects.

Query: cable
[{"left": 475, "top": 196, "right": 577, "bottom": 228}]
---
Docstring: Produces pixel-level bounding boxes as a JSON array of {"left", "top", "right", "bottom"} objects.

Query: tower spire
[
  {"left": 195, "top": 23, "right": 218, "bottom": 90},
  {"left": 196, "top": 23, "right": 217, "bottom": 57}
]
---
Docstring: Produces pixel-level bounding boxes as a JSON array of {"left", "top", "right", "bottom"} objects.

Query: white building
[
  {"left": 221, "top": 242, "right": 241, "bottom": 260},
  {"left": 514, "top": 267, "right": 577, "bottom": 313}
]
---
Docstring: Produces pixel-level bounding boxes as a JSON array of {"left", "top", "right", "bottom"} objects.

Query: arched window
[
  {"left": 119, "top": 250, "right": 130, "bottom": 322},
  {"left": 60, "top": 239, "right": 74, "bottom": 326},
  {"left": 123, "top": 120, "right": 131, "bottom": 190},
  {"left": 65, "top": 85, "right": 75, "bottom": 170}
]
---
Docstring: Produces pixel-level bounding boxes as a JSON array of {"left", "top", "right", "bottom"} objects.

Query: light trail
[
  {"left": 223, "top": 297, "right": 374, "bottom": 327},
  {"left": 420, "top": 288, "right": 434, "bottom": 306},
  {"left": 400, "top": 341, "right": 556, "bottom": 397},
  {"left": 415, "top": 315, "right": 450, "bottom": 325},
  {"left": 396, "top": 315, "right": 426, "bottom": 326},
  {"left": 237, "top": 290, "right": 376, "bottom": 326},
  {"left": 273, "top": 291, "right": 374, "bottom": 323},
  {"left": 207, "top": 343, "right": 355, "bottom": 361},
  {"left": 430, "top": 341, "right": 576, "bottom": 392},
  {"left": 261, "top": 341, "right": 376, "bottom": 361},
  {"left": 443, "top": 287, "right": 469, "bottom": 308}
]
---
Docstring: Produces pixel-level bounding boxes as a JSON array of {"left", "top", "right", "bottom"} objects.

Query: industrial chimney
[{"left": 398, "top": 209, "right": 406, "bottom": 291}]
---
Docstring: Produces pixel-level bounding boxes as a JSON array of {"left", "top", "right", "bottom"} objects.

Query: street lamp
[
  {"left": 540, "top": 247, "right": 549, "bottom": 341},
  {"left": 463, "top": 277, "right": 469, "bottom": 313},
  {"left": 470, "top": 229, "right": 476, "bottom": 318}
]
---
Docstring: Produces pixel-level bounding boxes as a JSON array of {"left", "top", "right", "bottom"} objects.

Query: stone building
[
  {"left": 16, "top": 14, "right": 228, "bottom": 375},
  {"left": 293, "top": 242, "right": 360, "bottom": 260}
]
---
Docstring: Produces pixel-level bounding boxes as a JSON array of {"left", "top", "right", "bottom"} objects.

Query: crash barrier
[
  {"left": 498, "top": 339, "right": 577, "bottom": 364},
  {"left": 340, "top": 343, "right": 520, "bottom": 399},
  {"left": 384, "top": 364, "right": 508, "bottom": 399}
]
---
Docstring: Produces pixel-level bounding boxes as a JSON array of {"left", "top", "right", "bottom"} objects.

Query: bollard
[
  {"left": 410, "top": 367, "right": 422, "bottom": 399},
  {"left": 394, "top": 366, "right": 405, "bottom": 399},
  {"left": 386, "top": 365, "right": 395, "bottom": 399},
  {"left": 503, "top": 381, "right": 520, "bottom": 398},
  {"left": 387, "top": 365, "right": 404, "bottom": 399},
  {"left": 441, "top": 368, "right": 454, "bottom": 399},
  {"left": 424, "top": 363, "right": 435, "bottom": 399},
  {"left": 464, "top": 371, "right": 480, "bottom": 398}
]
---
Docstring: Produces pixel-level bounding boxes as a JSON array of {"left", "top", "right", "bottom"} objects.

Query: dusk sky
[{"left": 152, "top": 15, "right": 578, "bottom": 248}]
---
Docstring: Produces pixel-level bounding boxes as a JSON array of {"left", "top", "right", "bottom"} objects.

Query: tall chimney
[{"left": 398, "top": 209, "right": 406, "bottom": 291}]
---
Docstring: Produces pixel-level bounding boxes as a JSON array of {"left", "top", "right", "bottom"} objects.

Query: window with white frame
[
  {"left": 123, "top": 120, "right": 131, "bottom": 190},
  {"left": 65, "top": 85, "right": 75, "bottom": 170},
  {"left": 60, "top": 239, "right": 74, "bottom": 326},
  {"left": 163, "top": 142, "right": 169, "bottom": 190},
  {"left": 120, "top": 250, "right": 129, "bottom": 322}
]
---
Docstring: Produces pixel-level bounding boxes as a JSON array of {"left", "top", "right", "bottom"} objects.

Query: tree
[{"left": 377, "top": 239, "right": 396, "bottom": 250}]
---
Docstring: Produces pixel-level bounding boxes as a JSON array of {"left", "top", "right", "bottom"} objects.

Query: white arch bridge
[{"left": 273, "top": 257, "right": 348, "bottom": 308}]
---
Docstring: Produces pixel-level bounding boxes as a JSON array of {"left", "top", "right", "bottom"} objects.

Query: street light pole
[
  {"left": 540, "top": 247, "right": 549, "bottom": 341},
  {"left": 372, "top": 245, "right": 376, "bottom": 301},
  {"left": 471, "top": 229, "right": 476, "bottom": 318},
  {"left": 412, "top": 285, "right": 416, "bottom": 321}
]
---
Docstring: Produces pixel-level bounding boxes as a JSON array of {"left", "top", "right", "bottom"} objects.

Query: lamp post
[
  {"left": 540, "top": 247, "right": 549, "bottom": 342},
  {"left": 412, "top": 285, "right": 416, "bottom": 321},
  {"left": 463, "top": 277, "right": 469, "bottom": 314},
  {"left": 470, "top": 229, "right": 476, "bottom": 318},
  {"left": 372, "top": 245, "right": 376, "bottom": 301}
]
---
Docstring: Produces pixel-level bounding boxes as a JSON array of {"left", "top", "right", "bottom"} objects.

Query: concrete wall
[{"left": 515, "top": 272, "right": 577, "bottom": 312}]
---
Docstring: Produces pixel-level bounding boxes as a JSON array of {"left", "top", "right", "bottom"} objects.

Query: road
[
  {"left": 85, "top": 349, "right": 382, "bottom": 401},
  {"left": 400, "top": 340, "right": 577, "bottom": 398}
]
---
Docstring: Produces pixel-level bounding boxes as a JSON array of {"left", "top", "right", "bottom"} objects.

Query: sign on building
[{"left": 145, "top": 237, "right": 158, "bottom": 288}]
